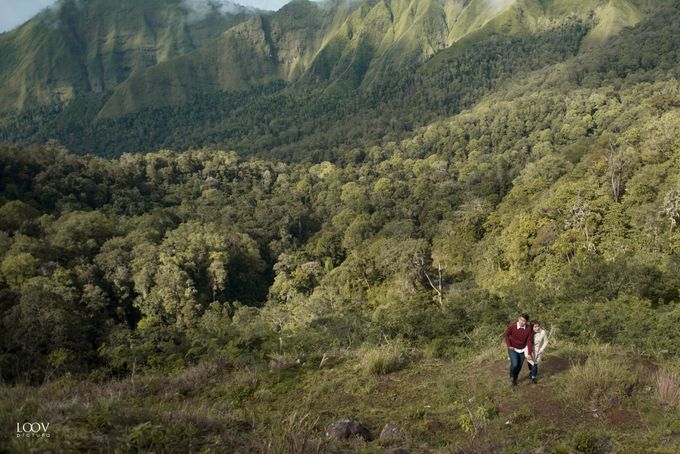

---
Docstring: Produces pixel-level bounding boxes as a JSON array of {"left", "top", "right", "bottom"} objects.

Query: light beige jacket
[{"left": 526, "top": 329, "right": 548, "bottom": 365}]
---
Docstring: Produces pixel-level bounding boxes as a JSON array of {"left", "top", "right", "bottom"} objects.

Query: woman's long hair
[{"left": 529, "top": 320, "right": 540, "bottom": 344}]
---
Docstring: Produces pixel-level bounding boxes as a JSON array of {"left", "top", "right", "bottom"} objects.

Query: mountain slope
[
  {"left": 99, "top": 0, "right": 475, "bottom": 116},
  {"left": 0, "top": 0, "right": 668, "bottom": 158},
  {"left": 98, "top": 0, "right": 657, "bottom": 118},
  {"left": 0, "top": 0, "right": 259, "bottom": 111},
  {"left": 96, "top": 0, "right": 363, "bottom": 117}
]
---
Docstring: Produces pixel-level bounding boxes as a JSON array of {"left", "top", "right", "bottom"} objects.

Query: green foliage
[
  {"left": 0, "top": 200, "right": 39, "bottom": 232},
  {"left": 0, "top": 252, "right": 40, "bottom": 288},
  {"left": 48, "top": 211, "right": 117, "bottom": 258},
  {"left": 1, "top": 270, "right": 105, "bottom": 382},
  {"left": 570, "top": 430, "right": 612, "bottom": 454},
  {"left": 120, "top": 421, "right": 198, "bottom": 453},
  {"left": 457, "top": 398, "right": 498, "bottom": 435},
  {"left": 131, "top": 221, "right": 266, "bottom": 328}
]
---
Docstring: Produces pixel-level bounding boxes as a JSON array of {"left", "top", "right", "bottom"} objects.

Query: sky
[
  {"left": 0, "top": 0, "right": 292, "bottom": 33},
  {"left": 0, "top": 0, "right": 56, "bottom": 33}
]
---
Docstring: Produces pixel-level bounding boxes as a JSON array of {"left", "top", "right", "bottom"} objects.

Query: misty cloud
[
  {"left": 486, "top": 0, "right": 515, "bottom": 11},
  {"left": 0, "top": 0, "right": 294, "bottom": 34},
  {"left": 36, "top": 0, "right": 86, "bottom": 30},
  {"left": 180, "top": 0, "right": 259, "bottom": 21}
]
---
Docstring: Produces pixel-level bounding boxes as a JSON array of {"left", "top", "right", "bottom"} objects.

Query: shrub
[
  {"left": 425, "top": 336, "right": 464, "bottom": 360},
  {"left": 224, "top": 369, "right": 260, "bottom": 406},
  {"left": 552, "top": 296, "right": 656, "bottom": 351},
  {"left": 571, "top": 430, "right": 611, "bottom": 454},
  {"left": 165, "top": 357, "right": 231, "bottom": 397},
  {"left": 458, "top": 399, "right": 498, "bottom": 435},
  {"left": 85, "top": 400, "right": 119, "bottom": 431}
]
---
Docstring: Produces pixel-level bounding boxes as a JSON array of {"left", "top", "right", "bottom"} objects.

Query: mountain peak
[
  {"left": 0, "top": 0, "right": 260, "bottom": 110},
  {"left": 0, "top": 0, "right": 666, "bottom": 116}
]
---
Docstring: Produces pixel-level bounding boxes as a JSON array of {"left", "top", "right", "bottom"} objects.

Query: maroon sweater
[{"left": 503, "top": 323, "right": 533, "bottom": 355}]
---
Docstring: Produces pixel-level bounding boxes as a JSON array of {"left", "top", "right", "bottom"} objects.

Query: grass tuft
[
  {"left": 561, "top": 355, "right": 639, "bottom": 411},
  {"left": 359, "top": 341, "right": 410, "bottom": 376},
  {"left": 257, "top": 411, "right": 323, "bottom": 454},
  {"left": 654, "top": 368, "right": 680, "bottom": 410}
]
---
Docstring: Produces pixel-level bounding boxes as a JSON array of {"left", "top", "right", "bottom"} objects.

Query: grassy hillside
[{"left": 2, "top": 341, "right": 679, "bottom": 452}]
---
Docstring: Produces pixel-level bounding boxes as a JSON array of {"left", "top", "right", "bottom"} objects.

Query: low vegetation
[{"left": 2, "top": 342, "right": 679, "bottom": 452}]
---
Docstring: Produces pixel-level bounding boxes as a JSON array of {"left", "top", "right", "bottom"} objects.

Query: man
[{"left": 503, "top": 313, "right": 533, "bottom": 387}]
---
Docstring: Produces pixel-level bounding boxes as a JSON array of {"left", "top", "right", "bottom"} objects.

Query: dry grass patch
[
  {"left": 654, "top": 368, "right": 680, "bottom": 410},
  {"left": 562, "top": 355, "right": 640, "bottom": 411},
  {"left": 359, "top": 341, "right": 412, "bottom": 376}
]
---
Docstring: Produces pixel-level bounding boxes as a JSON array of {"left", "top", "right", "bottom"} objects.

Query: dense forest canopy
[{"left": 1, "top": 3, "right": 679, "bottom": 382}]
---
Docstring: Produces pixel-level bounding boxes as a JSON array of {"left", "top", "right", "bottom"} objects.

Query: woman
[{"left": 526, "top": 321, "right": 548, "bottom": 384}]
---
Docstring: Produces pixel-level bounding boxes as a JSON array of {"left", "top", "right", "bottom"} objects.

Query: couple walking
[{"left": 503, "top": 314, "right": 548, "bottom": 386}]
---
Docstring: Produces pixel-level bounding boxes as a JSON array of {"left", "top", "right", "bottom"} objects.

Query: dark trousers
[
  {"left": 528, "top": 362, "right": 538, "bottom": 379},
  {"left": 508, "top": 349, "right": 525, "bottom": 380}
]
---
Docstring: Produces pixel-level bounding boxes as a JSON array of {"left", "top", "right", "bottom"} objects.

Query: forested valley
[{"left": 1, "top": 0, "right": 679, "bottom": 452}]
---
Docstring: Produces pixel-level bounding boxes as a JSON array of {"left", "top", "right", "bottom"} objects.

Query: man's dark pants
[{"left": 508, "top": 349, "right": 525, "bottom": 381}]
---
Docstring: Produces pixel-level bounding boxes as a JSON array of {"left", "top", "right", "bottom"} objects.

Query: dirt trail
[{"left": 471, "top": 355, "right": 641, "bottom": 429}]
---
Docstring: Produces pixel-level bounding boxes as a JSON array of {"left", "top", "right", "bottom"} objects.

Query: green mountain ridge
[
  {"left": 0, "top": 0, "right": 670, "bottom": 160},
  {"left": 96, "top": 0, "right": 362, "bottom": 118},
  {"left": 0, "top": 0, "right": 259, "bottom": 111},
  {"left": 0, "top": 0, "right": 657, "bottom": 119},
  {"left": 98, "top": 0, "right": 658, "bottom": 118}
]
